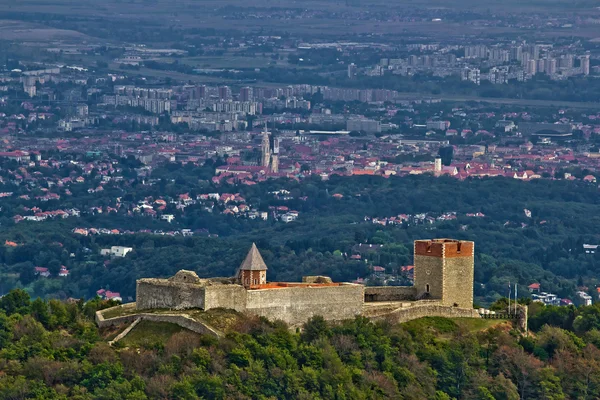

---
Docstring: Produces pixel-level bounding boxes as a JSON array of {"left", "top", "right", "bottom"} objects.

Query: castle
[{"left": 134, "top": 238, "right": 480, "bottom": 326}]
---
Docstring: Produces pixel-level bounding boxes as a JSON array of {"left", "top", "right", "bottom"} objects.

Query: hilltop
[{"left": 2, "top": 289, "right": 600, "bottom": 399}]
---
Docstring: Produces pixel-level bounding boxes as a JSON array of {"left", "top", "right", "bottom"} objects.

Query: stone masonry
[
  {"left": 413, "top": 239, "right": 474, "bottom": 308},
  {"left": 132, "top": 239, "right": 478, "bottom": 327}
]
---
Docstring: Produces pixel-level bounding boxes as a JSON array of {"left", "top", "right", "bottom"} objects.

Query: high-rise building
[
  {"left": 218, "top": 86, "right": 231, "bottom": 100},
  {"left": 239, "top": 87, "right": 253, "bottom": 102},
  {"left": 526, "top": 44, "right": 541, "bottom": 60},
  {"left": 413, "top": 239, "right": 474, "bottom": 308},
  {"left": 559, "top": 55, "right": 574, "bottom": 69},
  {"left": 347, "top": 118, "right": 381, "bottom": 133},
  {"left": 580, "top": 55, "right": 590, "bottom": 76},
  {"left": 465, "top": 45, "right": 488, "bottom": 59},
  {"left": 527, "top": 59, "right": 537, "bottom": 75},
  {"left": 521, "top": 52, "right": 531, "bottom": 67},
  {"left": 445, "top": 53, "right": 457, "bottom": 66},
  {"left": 422, "top": 55, "right": 433, "bottom": 67},
  {"left": 195, "top": 85, "right": 207, "bottom": 100},
  {"left": 544, "top": 58, "right": 557, "bottom": 75},
  {"left": 510, "top": 45, "right": 523, "bottom": 61},
  {"left": 461, "top": 67, "right": 480, "bottom": 85},
  {"left": 347, "top": 63, "right": 358, "bottom": 79},
  {"left": 489, "top": 48, "right": 509, "bottom": 63},
  {"left": 537, "top": 59, "right": 545, "bottom": 74}
]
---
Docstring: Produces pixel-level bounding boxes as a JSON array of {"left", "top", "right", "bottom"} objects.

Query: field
[
  {"left": 402, "top": 316, "right": 511, "bottom": 336},
  {"left": 119, "top": 320, "right": 193, "bottom": 347},
  {"left": 1, "top": 0, "right": 598, "bottom": 42},
  {"left": 0, "top": 19, "right": 90, "bottom": 41}
]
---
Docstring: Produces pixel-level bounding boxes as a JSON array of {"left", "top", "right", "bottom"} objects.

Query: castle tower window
[{"left": 426, "top": 284, "right": 430, "bottom": 293}]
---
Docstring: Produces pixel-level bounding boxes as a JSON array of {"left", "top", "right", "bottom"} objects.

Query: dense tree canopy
[{"left": 0, "top": 291, "right": 599, "bottom": 399}]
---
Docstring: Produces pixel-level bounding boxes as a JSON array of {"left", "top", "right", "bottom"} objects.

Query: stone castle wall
[
  {"left": 364, "top": 286, "right": 417, "bottom": 302},
  {"left": 136, "top": 279, "right": 206, "bottom": 310},
  {"left": 136, "top": 278, "right": 365, "bottom": 327},
  {"left": 205, "top": 285, "right": 247, "bottom": 312},
  {"left": 373, "top": 303, "right": 480, "bottom": 324},
  {"left": 96, "top": 306, "right": 221, "bottom": 338},
  {"left": 245, "top": 284, "right": 364, "bottom": 326}
]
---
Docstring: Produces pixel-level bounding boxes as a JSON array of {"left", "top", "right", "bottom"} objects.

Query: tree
[
  {"left": 46, "top": 260, "right": 62, "bottom": 277},
  {"left": 492, "top": 346, "right": 543, "bottom": 400},
  {"left": 0, "top": 288, "right": 31, "bottom": 315},
  {"left": 301, "top": 316, "right": 331, "bottom": 342},
  {"left": 19, "top": 262, "right": 37, "bottom": 285}
]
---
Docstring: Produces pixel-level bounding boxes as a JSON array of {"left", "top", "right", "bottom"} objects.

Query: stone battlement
[{"left": 415, "top": 239, "right": 474, "bottom": 258}]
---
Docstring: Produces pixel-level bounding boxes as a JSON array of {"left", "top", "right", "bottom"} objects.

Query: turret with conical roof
[{"left": 237, "top": 243, "right": 268, "bottom": 288}]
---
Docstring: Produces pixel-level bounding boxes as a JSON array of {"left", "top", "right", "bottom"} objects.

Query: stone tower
[
  {"left": 261, "top": 128, "right": 271, "bottom": 168},
  {"left": 413, "top": 239, "right": 474, "bottom": 308},
  {"left": 237, "top": 243, "right": 268, "bottom": 288},
  {"left": 271, "top": 137, "right": 280, "bottom": 173}
]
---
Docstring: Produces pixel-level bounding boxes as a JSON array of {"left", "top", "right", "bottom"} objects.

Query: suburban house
[{"left": 100, "top": 246, "right": 133, "bottom": 258}]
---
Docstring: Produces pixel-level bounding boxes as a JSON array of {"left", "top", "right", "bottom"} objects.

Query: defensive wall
[
  {"left": 136, "top": 273, "right": 365, "bottom": 327},
  {"left": 364, "top": 286, "right": 417, "bottom": 302},
  {"left": 136, "top": 270, "right": 210, "bottom": 310},
  {"left": 96, "top": 304, "right": 221, "bottom": 337},
  {"left": 245, "top": 283, "right": 364, "bottom": 326},
  {"left": 368, "top": 302, "right": 481, "bottom": 324}
]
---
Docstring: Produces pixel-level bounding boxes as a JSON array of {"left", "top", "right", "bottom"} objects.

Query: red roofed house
[
  {"left": 528, "top": 283, "right": 541, "bottom": 293},
  {"left": 35, "top": 267, "right": 50, "bottom": 278},
  {"left": 96, "top": 289, "right": 122, "bottom": 302},
  {"left": 105, "top": 291, "right": 122, "bottom": 302},
  {"left": 583, "top": 175, "right": 596, "bottom": 183}
]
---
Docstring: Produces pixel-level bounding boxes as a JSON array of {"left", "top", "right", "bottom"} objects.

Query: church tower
[
  {"left": 237, "top": 243, "right": 268, "bottom": 288},
  {"left": 261, "top": 127, "right": 271, "bottom": 168},
  {"left": 271, "top": 137, "right": 280, "bottom": 173},
  {"left": 413, "top": 239, "right": 474, "bottom": 308}
]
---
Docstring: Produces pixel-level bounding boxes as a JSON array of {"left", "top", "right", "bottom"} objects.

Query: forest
[
  {"left": 1, "top": 173, "right": 600, "bottom": 304},
  {"left": 1, "top": 290, "right": 600, "bottom": 399},
  {"left": 1, "top": 172, "right": 600, "bottom": 305}
]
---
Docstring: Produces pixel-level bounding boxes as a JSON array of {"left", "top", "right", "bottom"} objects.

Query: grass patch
[
  {"left": 401, "top": 317, "right": 510, "bottom": 341},
  {"left": 102, "top": 305, "right": 249, "bottom": 335},
  {"left": 99, "top": 323, "right": 129, "bottom": 341},
  {"left": 120, "top": 320, "right": 193, "bottom": 347},
  {"left": 402, "top": 316, "right": 460, "bottom": 334},
  {"left": 452, "top": 318, "right": 510, "bottom": 333},
  {"left": 101, "top": 305, "right": 175, "bottom": 319},
  {"left": 188, "top": 308, "right": 246, "bottom": 333}
]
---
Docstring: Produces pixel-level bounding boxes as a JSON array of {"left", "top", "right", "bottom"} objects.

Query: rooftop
[{"left": 238, "top": 243, "right": 268, "bottom": 271}]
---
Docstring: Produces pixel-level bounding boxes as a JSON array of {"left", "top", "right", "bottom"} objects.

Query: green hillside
[{"left": 1, "top": 289, "right": 600, "bottom": 399}]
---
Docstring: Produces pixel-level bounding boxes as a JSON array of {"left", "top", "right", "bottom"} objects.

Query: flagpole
[
  {"left": 508, "top": 281, "right": 511, "bottom": 315},
  {"left": 515, "top": 283, "right": 518, "bottom": 315}
]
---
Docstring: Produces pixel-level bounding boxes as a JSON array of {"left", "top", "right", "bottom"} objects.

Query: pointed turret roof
[{"left": 239, "top": 243, "right": 268, "bottom": 271}]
